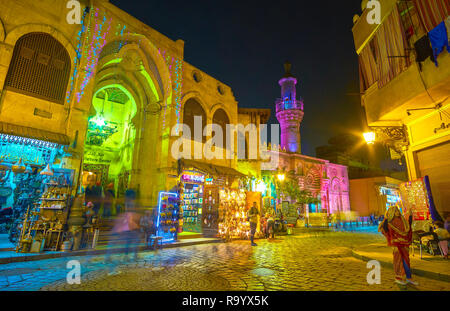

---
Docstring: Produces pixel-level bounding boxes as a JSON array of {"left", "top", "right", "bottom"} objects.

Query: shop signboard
[
  {"left": 83, "top": 148, "right": 113, "bottom": 165},
  {"left": 181, "top": 171, "right": 205, "bottom": 183}
]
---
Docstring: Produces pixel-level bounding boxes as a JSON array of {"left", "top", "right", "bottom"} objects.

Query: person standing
[
  {"left": 248, "top": 202, "right": 260, "bottom": 246},
  {"left": 379, "top": 205, "right": 418, "bottom": 286},
  {"left": 433, "top": 221, "right": 449, "bottom": 259},
  {"left": 444, "top": 214, "right": 450, "bottom": 233}
]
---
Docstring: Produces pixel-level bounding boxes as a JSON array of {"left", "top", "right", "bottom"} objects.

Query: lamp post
[{"left": 362, "top": 125, "right": 409, "bottom": 164}]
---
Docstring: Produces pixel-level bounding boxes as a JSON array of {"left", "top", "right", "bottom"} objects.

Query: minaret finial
[{"left": 283, "top": 61, "right": 293, "bottom": 78}]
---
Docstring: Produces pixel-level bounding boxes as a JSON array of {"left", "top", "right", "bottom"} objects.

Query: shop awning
[
  {"left": 0, "top": 122, "right": 71, "bottom": 145},
  {"left": 180, "top": 159, "right": 245, "bottom": 178}
]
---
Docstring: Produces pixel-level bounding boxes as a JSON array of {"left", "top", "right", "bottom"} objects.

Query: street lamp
[{"left": 363, "top": 131, "right": 376, "bottom": 144}]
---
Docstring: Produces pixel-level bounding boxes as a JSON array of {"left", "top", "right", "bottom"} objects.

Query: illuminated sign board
[{"left": 181, "top": 172, "right": 205, "bottom": 183}]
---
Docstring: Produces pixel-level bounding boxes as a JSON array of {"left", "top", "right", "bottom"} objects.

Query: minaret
[{"left": 275, "top": 62, "right": 304, "bottom": 153}]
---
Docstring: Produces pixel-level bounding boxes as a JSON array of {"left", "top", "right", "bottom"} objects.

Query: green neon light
[{"left": 139, "top": 67, "right": 160, "bottom": 102}]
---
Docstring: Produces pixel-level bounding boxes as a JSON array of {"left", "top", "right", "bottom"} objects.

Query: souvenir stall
[
  {"left": 155, "top": 191, "right": 180, "bottom": 243},
  {"left": 0, "top": 131, "right": 73, "bottom": 251},
  {"left": 217, "top": 188, "right": 249, "bottom": 240},
  {"left": 399, "top": 176, "right": 443, "bottom": 223},
  {"left": 16, "top": 168, "right": 74, "bottom": 253},
  {"left": 177, "top": 159, "right": 248, "bottom": 239},
  {"left": 203, "top": 175, "right": 231, "bottom": 237},
  {"left": 179, "top": 171, "right": 205, "bottom": 234}
]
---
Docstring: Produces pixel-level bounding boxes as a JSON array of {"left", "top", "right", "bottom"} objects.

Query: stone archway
[{"left": 87, "top": 36, "right": 172, "bottom": 207}]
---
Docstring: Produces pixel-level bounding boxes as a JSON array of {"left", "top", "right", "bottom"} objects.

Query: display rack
[
  {"left": 16, "top": 168, "right": 74, "bottom": 252},
  {"left": 156, "top": 191, "right": 179, "bottom": 243}
]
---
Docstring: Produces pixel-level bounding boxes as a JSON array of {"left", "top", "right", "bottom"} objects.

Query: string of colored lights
[
  {"left": 66, "top": 8, "right": 89, "bottom": 105},
  {"left": 158, "top": 49, "right": 183, "bottom": 133},
  {"left": 76, "top": 8, "right": 112, "bottom": 103}
]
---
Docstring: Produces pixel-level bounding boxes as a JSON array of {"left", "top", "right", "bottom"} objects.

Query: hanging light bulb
[
  {"left": 12, "top": 158, "right": 26, "bottom": 174},
  {"left": 40, "top": 164, "right": 54, "bottom": 176}
]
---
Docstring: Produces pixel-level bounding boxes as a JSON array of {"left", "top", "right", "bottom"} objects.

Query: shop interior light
[
  {"left": 277, "top": 174, "right": 285, "bottom": 181},
  {"left": 256, "top": 181, "right": 266, "bottom": 193},
  {"left": 94, "top": 115, "right": 106, "bottom": 127},
  {"left": 363, "top": 131, "right": 376, "bottom": 144}
]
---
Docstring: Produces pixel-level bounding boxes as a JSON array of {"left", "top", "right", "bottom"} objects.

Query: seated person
[{"left": 433, "top": 221, "right": 450, "bottom": 259}]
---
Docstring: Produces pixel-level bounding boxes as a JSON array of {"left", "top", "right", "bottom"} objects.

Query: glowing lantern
[
  {"left": 256, "top": 180, "right": 266, "bottom": 193},
  {"left": 363, "top": 132, "right": 376, "bottom": 144},
  {"left": 94, "top": 115, "right": 106, "bottom": 127},
  {"left": 277, "top": 174, "right": 285, "bottom": 181}
]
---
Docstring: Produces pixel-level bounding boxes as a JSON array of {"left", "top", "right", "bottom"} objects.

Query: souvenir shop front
[
  {"left": 399, "top": 176, "right": 443, "bottom": 224},
  {"left": 177, "top": 160, "right": 251, "bottom": 240},
  {"left": 0, "top": 123, "right": 75, "bottom": 252}
]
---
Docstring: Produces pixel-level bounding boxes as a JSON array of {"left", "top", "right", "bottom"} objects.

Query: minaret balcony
[{"left": 275, "top": 98, "right": 304, "bottom": 113}]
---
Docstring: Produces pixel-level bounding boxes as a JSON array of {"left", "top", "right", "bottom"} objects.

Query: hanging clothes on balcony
[
  {"left": 428, "top": 21, "right": 450, "bottom": 66},
  {"left": 413, "top": 0, "right": 450, "bottom": 32},
  {"left": 414, "top": 35, "right": 436, "bottom": 65}
]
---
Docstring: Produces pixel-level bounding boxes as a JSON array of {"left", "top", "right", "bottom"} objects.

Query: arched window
[
  {"left": 212, "top": 108, "right": 229, "bottom": 151},
  {"left": 4, "top": 32, "right": 71, "bottom": 104},
  {"left": 183, "top": 98, "right": 206, "bottom": 143}
]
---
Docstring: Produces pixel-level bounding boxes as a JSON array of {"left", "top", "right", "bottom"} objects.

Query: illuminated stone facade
[
  {"left": 267, "top": 65, "right": 350, "bottom": 214},
  {"left": 0, "top": 0, "right": 271, "bottom": 207}
]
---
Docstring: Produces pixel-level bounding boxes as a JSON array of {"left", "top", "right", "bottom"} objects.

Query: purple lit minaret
[{"left": 275, "top": 62, "right": 304, "bottom": 153}]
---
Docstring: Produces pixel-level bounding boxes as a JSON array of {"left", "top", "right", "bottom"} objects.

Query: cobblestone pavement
[{"left": 0, "top": 230, "right": 449, "bottom": 291}]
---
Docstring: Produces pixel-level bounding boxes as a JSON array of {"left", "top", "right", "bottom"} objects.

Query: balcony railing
[{"left": 275, "top": 98, "right": 304, "bottom": 113}]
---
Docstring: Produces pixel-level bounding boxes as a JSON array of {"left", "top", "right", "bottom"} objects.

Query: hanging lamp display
[
  {"left": 40, "top": 164, "right": 54, "bottom": 176},
  {"left": 12, "top": 158, "right": 26, "bottom": 174}
]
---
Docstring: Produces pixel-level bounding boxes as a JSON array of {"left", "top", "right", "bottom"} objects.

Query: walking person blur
[
  {"left": 267, "top": 211, "right": 275, "bottom": 239},
  {"left": 85, "top": 177, "right": 103, "bottom": 217},
  {"left": 248, "top": 202, "right": 260, "bottom": 246},
  {"left": 122, "top": 209, "right": 141, "bottom": 261},
  {"left": 260, "top": 213, "right": 268, "bottom": 238},
  {"left": 140, "top": 210, "right": 155, "bottom": 247},
  {"left": 103, "top": 183, "right": 115, "bottom": 218}
]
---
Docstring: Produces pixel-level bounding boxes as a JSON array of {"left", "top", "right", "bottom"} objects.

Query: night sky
[{"left": 110, "top": 0, "right": 364, "bottom": 157}]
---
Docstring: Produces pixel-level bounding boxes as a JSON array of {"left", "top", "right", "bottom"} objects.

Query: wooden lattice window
[{"left": 4, "top": 32, "right": 71, "bottom": 104}]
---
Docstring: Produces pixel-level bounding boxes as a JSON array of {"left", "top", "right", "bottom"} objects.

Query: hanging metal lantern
[
  {"left": 24, "top": 165, "right": 33, "bottom": 174},
  {"left": 12, "top": 158, "right": 26, "bottom": 174},
  {"left": 40, "top": 164, "right": 54, "bottom": 176},
  {"left": 0, "top": 161, "right": 9, "bottom": 171}
]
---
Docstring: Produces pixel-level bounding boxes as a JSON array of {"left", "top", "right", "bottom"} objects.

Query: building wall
[
  {"left": 349, "top": 176, "right": 402, "bottom": 217},
  {"left": 352, "top": 0, "right": 450, "bottom": 215}
]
